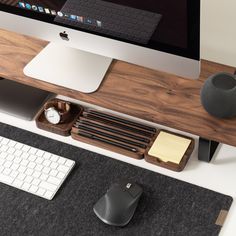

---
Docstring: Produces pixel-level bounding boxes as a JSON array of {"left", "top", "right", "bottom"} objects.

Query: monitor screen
[{"left": 0, "top": 0, "right": 200, "bottom": 60}]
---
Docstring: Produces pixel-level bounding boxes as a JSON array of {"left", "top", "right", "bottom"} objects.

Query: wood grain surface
[{"left": 1, "top": 29, "right": 236, "bottom": 146}]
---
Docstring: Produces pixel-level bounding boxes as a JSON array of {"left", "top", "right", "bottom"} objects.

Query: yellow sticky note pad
[{"left": 148, "top": 131, "right": 191, "bottom": 164}]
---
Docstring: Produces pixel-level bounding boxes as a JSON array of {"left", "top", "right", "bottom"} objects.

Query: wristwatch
[{"left": 44, "top": 100, "right": 71, "bottom": 125}]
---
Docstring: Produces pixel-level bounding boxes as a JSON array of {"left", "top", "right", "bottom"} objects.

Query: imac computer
[{"left": 0, "top": 0, "right": 200, "bottom": 93}]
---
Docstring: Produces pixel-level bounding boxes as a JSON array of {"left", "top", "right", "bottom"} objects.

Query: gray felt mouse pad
[{"left": 0, "top": 122, "right": 233, "bottom": 236}]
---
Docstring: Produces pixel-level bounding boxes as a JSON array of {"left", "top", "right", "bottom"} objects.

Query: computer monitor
[{"left": 0, "top": 0, "right": 200, "bottom": 93}]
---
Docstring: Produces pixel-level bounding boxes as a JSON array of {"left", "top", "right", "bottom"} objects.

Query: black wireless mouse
[{"left": 93, "top": 180, "right": 143, "bottom": 227}]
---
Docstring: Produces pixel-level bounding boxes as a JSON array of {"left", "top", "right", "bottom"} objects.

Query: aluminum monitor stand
[{"left": 24, "top": 43, "right": 113, "bottom": 94}]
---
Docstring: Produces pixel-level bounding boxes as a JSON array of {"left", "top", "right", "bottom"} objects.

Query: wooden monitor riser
[{"left": 0, "top": 29, "right": 236, "bottom": 153}]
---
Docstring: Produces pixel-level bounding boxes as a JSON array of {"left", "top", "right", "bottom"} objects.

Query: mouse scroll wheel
[{"left": 126, "top": 183, "right": 132, "bottom": 189}]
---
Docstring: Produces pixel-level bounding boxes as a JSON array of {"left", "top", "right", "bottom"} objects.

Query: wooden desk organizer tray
[
  {"left": 71, "top": 109, "right": 157, "bottom": 160},
  {"left": 36, "top": 98, "right": 83, "bottom": 136},
  {"left": 36, "top": 99, "right": 194, "bottom": 170},
  {"left": 144, "top": 130, "right": 195, "bottom": 172}
]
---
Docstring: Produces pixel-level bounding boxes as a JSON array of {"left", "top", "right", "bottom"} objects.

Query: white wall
[{"left": 201, "top": 0, "right": 236, "bottom": 67}]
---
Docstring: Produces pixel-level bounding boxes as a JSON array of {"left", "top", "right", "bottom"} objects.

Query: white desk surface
[{"left": 0, "top": 95, "right": 235, "bottom": 236}]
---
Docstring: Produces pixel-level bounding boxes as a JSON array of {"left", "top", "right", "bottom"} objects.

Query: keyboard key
[
  {"left": 40, "top": 173, "right": 48, "bottom": 181},
  {"left": 42, "top": 167, "right": 50, "bottom": 174},
  {"left": 25, "top": 176, "right": 33, "bottom": 183},
  {"left": 15, "top": 143, "right": 23, "bottom": 150},
  {"left": 17, "top": 173, "right": 26, "bottom": 181},
  {"left": 50, "top": 169, "right": 58, "bottom": 177},
  {"left": 48, "top": 176, "right": 61, "bottom": 186},
  {"left": 36, "top": 157, "right": 43, "bottom": 164},
  {"left": 13, "top": 179, "right": 23, "bottom": 188},
  {"left": 50, "top": 155, "right": 59, "bottom": 162},
  {"left": 8, "top": 140, "right": 16, "bottom": 147},
  {"left": 22, "top": 145, "right": 30, "bottom": 152},
  {"left": 7, "top": 147, "right": 15, "bottom": 154},
  {"left": 1, "top": 138, "right": 9, "bottom": 145},
  {"left": 1, "top": 145, "right": 8, "bottom": 152},
  {"left": 18, "top": 166, "right": 27, "bottom": 173},
  {"left": 22, "top": 152, "right": 30, "bottom": 159},
  {"left": 36, "top": 150, "right": 44, "bottom": 157},
  {"left": 65, "top": 159, "right": 74, "bottom": 167},
  {"left": 58, "top": 157, "right": 66, "bottom": 165},
  {"left": 43, "top": 160, "right": 51, "bottom": 167},
  {"left": 3, "top": 168, "right": 11, "bottom": 176},
  {"left": 29, "top": 185, "right": 38, "bottom": 193},
  {"left": 11, "top": 163, "right": 20, "bottom": 170},
  {"left": 0, "top": 173, "right": 14, "bottom": 184},
  {"left": 6, "top": 154, "right": 14, "bottom": 161},
  {"left": 10, "top": 170, "right": 19, "bottom": 178},
  {"left": 43, "top": 152, "right": 52, "bottom": 159},
  {"left": 57, "top": 172, "right": 66, "bottom": 179},
  {"left": 28, "top": 155, "right": 36, "bottom": 162},
  {"left": 58, "top": 165, "right": 70, "bottom": 173},
  {"left": 50, "top": 162, "right": 58, "bottom": 169},
  {"left": 25, "top": 168, "right": 34, "bottom": 176},
  {"left": 29, "top": 147, "right": 37, "bottom": 155},
  {"left": 39, "top": 181, "right": 57, "bottom": 191},
  {"left": 28, "top": 162, "right": 36, "bottom": 169},
  {"left": 44, "top": 190, "right": 54, "bottom": 200},
  {"left": 21, "top": 159, "right": 29, "bottom": 166},
  {"left": 4, "top": 160, "right": 12, "bottom": 168},
  {"left": 14, "top": 157, "right": 21, "bottom": 164},
  {"left": 14, "top": 150, "right": 23, "bottom": 157},
  {"left": 37, "top": 188, "right": 46, "bottom": 196},
  {"left": 33, "top": 171, "right": 41, "bottom": 178},
  {"left": 0, "top": 152, "right": 8, "bottom": 159},
  {"left": 22, "top": 182, "right": 31, "bottom": 191},
  {"left": 35, "top": 164, "right": 43, "bottom": 171},
  {"left": 32, "top": 178, "right": 41, "bottom": 186}
]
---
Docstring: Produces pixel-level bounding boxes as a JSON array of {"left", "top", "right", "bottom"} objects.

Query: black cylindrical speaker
[{"left": 201, "top": 72, "right": 236, "bottom": 118}]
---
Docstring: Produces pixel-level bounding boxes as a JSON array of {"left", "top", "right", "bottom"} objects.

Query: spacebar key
[
  {"left": 39, "top": 181, "right": 58, "bottom": 191},
  {"left": 0, "top": 173, "right": 14, "bottom": 184}
]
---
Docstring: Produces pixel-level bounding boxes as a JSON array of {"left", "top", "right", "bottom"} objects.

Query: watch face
[{"left": 45, "top": 108, "right": 61, "bottom": 124}]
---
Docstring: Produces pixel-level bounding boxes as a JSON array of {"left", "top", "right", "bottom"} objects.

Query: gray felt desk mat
[{"left": 0, "top": 122, "right": 233, "bottom": 236}]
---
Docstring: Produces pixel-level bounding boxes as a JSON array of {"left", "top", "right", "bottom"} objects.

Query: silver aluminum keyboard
[{"left": 0, "top": 135, "right": 75, "bottom": 200}]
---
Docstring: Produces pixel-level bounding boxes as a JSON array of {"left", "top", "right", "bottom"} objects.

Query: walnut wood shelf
[{"left": 1, "top": 29, "right": 236, "bottom": 147}]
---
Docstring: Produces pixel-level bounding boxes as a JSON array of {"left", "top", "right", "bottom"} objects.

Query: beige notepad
[{"left": 148, "top": 131, "right": 191, "bottom": 164}]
